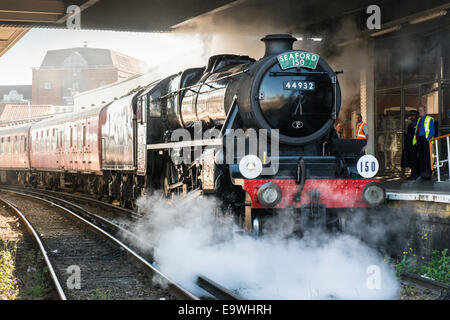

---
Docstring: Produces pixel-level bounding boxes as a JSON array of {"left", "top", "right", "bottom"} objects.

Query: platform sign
[
  {"left": 277, "top": 51, "right": 320, "bottom": 70},
  {"left": 357, "top": 155, "right": 379, "bottom": 178}
]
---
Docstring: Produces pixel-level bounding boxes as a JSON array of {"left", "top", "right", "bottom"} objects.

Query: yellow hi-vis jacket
[{"left": 412, "top": 115, "right": 434, "bottom": 146}]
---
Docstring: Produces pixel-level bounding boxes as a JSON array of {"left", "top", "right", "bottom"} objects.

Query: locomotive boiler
[{"left": 0, "top": 34, "right": 385, "bottom": 235}]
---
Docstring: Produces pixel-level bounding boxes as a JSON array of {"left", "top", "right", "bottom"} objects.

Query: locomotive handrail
[
  {"left": 147, "top": 138, "right": 223, "bottom": 150},
  {"left": 429, "top": 134, "right": 450, "bottom": 182},
  {"left": 159, "top": 69, "right": 248, "bottom": 100},
  {"left": 269, "top": 71, "right": 330, "bottom": 76}
]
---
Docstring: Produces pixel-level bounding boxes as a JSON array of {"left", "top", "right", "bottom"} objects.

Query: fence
[{"left": 430, "top": 134, "right": 450, "bottom": 182}]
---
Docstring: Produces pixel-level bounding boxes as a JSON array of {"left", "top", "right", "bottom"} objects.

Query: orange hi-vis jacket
[{"left": 356, "top": 121, "right": 367, "bottom": 140}]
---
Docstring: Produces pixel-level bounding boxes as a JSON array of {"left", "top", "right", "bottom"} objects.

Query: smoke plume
[{"left": 127, "top": 193, "right": 400, "bottom": 300}]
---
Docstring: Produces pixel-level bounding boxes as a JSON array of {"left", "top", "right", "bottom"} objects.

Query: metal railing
[{"left": 430, "top": 134, "right": 450, "bottom": 182}]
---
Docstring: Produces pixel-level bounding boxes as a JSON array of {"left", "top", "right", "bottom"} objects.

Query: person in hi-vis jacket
[{"left": 412, "top": 105, "right": 435, "bottom": 180}]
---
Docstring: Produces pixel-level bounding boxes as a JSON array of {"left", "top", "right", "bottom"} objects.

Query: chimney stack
[{"left": 261, "top": 34, "right": 297, "bottom": 58}]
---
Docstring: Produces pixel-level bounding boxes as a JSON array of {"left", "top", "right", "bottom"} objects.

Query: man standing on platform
[
  {"left": 356, "top": 113, "right": 368, "bottom": 140},
  {"left": 412, "top": 105, "right": 435, "bottom": 180},
  {"left": 402, "top": 110, "right": 419, "bottom": 179}
]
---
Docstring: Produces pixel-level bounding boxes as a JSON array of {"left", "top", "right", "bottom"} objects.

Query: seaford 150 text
[{"left": 277, "top": 50, "right": 319, "bottom": 69}]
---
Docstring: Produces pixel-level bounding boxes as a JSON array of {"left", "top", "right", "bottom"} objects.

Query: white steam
[{"left": 129, "top": 193, "right": 399, "bottom": 299}]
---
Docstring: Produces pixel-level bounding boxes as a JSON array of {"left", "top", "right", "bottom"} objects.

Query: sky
[{"left": 0, "top": 28, "right": 209, "bottom": 85}]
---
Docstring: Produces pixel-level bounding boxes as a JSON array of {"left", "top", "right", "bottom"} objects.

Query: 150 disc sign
[{"left": 357, "top": 155, "right": 379, "bottom": 178}]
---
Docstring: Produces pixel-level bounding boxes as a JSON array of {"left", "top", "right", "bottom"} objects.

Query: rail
[
  {"left": 0, "top": 197, "right": 67, "bottom": 300},
  {"left": 401, "top": 271, "right": 450, "bottom": 296},
  {"left": 196, "top": 276, "right": 243, "bottom": 300},
  {"left": 430, "top": 133, "right": 450, "bottom": 182},
  {"left": 0, "top": 188, "right": 198, "bottom": 300}
]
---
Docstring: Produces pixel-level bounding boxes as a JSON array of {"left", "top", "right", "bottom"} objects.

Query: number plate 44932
[{"left": 283, "top": 81, "right": 315, "bottom": 90}]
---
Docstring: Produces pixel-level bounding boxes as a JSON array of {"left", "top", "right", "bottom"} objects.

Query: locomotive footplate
[{"left": 300, "top": 189, "right": 326, "bottom": 230}]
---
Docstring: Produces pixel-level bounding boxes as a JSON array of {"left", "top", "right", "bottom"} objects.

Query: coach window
[
  {"left": 60, "top": 131, "right": 64, "bottom": 150},
  {"left": 6, "top": 137, "right": 11, "bottom": 154},
  {"left": 23, "top": 137, "right": 27, "bottom": 153},
  {"left": 56, "top": 129, "right": 59, "bottom": 149},
  {"left": 0, "top": 137, "right": 3, "bottom": 155},
  {"left": 52, "top": 129, "right": 56, "bottom": 152},
  {"left": 40, "top": 131, "right": 44, "bottom": 153},
  {"left": 82, "top": 125, "right": 86, "bottom": 147},
  {"left": 13, "top": 136, "right": 18, "bottom": 154},
  {"left": 46, "top": 130, "right": 49, "bottom": 152},
  {"left": 69, "top": 127, "right": 73, "bottom": 148},
  {"left": 77, "top": 125, "right": 82, "bottom": 150}
]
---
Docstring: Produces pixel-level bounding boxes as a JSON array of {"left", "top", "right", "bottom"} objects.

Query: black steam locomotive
[
  {"left": 137, "top": 34, "right": 385, "bottom": 234},
  {"left": 0, "top": 34, "right": 385, "bottom": 235}
]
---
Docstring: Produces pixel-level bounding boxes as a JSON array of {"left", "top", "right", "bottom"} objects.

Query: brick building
[{"left": 32, "top": 47, "right": 148, "bottom": 106}]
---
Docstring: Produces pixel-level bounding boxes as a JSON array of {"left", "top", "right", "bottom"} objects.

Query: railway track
[
  {"left": 0, "top": 187, "right": 242, "bottom": 300},
  {"left": 196, "top": 276, "right": 243, "bottom": 300},
  {"left": 401, "top": 272, "right": 450, "bottom": 299},
  {"left": 4, "top": 186, "right": 448, "bottom": 301},
  {"left": 0, "top": 190, "right": 197, "bottom": 300}
]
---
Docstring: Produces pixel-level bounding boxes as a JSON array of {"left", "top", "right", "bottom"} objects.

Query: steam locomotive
[{"left": 0, "top": 34, "right": 385, "bottom": 235}]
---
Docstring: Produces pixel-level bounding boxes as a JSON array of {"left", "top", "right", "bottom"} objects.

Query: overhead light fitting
[
  {"left": 369, "top": 25, "right": 401, "bottom": 37},
  {"left": 337, "top": 38, "right": 362, "bottom": 47},
  {"left": 409, "top": 10, "right": 447, "bottom": 24}
]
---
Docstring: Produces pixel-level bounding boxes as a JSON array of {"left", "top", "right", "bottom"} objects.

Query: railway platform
[
  {"left": 381, "top": 178, "right": 449, "bottom": 260},
  {"left": 383, "top": 179, "right": 450, "bottom": 207}
]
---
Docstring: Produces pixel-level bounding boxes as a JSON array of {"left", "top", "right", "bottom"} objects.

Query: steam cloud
[
  {"left": 127, "top": 194, "right": 400, "bottom": 299},
  {"left": 168, "top": 9, "right": 372, "bottom": 123}
]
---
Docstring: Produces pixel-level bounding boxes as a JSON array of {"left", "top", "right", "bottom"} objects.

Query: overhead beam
[
  {"left": 56, "top": 0, "right": 101, "bottom": 24},
  {"left": 0, "top": 27, "right": 30, "bottom": 58},
  {"left": 0, "top": 0, "right": 65, "bottom": 15},
  {"left": 171, "top": 0, "right": 249, "bottom": 29},
  {"left": 0, "top": 0, "right": 100, "bottom": 25},
  {"left": 0, "top": 12, "right": 61, "bottom": 23},
  {"left": 336, "top": 2, "right": 450, "bottom": 46}
]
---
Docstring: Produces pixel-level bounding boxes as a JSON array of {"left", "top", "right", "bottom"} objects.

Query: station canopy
[{"left": 1, "top": 0, "right": 450, "bottom": 57}]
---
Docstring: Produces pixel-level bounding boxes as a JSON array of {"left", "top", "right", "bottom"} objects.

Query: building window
[
  {"left": 73, "top": 82, "right": 79, "bottom": 90},
  {"left": 44, "top": 82, "right": 52, "bottom": 90}
]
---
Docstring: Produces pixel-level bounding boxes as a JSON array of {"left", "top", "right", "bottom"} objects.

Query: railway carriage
[
  {"left": 28, "top": 105, "right": 105, "bottom": 191},
  {"left": 0, "top": 124, "right": 31, "bottom": 184}
]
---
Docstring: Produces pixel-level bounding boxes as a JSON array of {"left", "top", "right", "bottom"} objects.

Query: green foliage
[
  {"left": 88, "top": 288, "right": 112, "bottom": 300},
  {"left": 396, "top": 248, "right": 449, "bottom": 284},
  {"left": 422, "top": 249, "right": 449, "bottom": 284},
  {"left": 0, "top": 242, "right": 19, "bottom": 300},
  {"left": 401, "top": 284, "right": 416, "bottom": 297},
  {"left": 24, "top": 249, "right": 53, "bottom": 297}
]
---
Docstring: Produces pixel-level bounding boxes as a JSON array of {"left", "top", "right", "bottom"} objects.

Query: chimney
[{"left": 261, "top": 34, "right": 297, "bottom": 58}]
